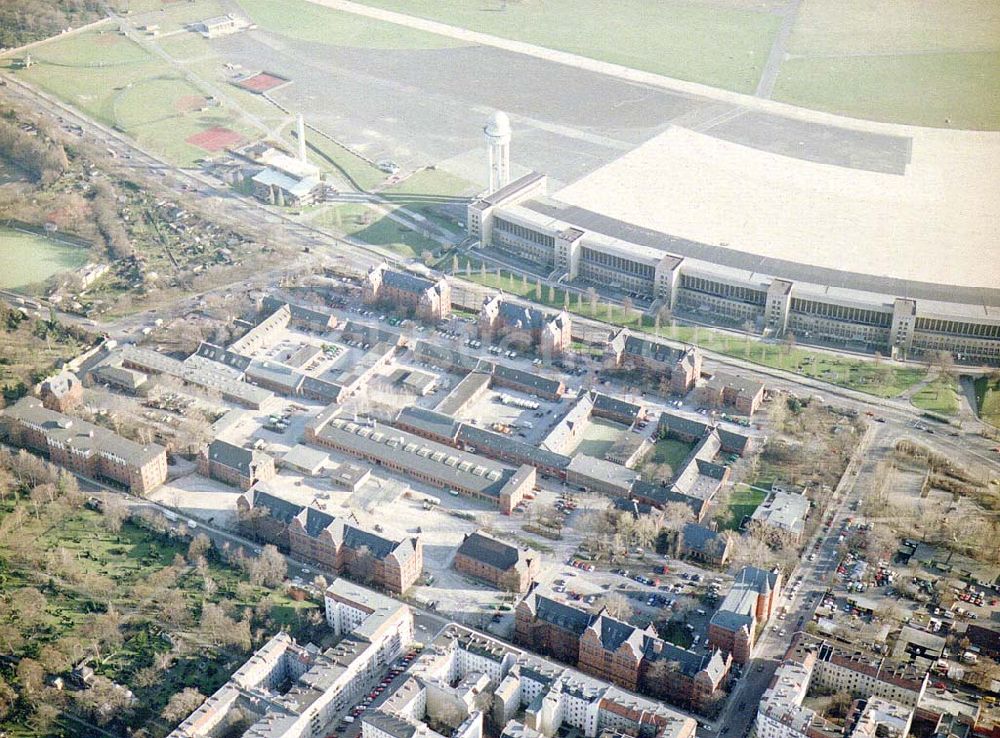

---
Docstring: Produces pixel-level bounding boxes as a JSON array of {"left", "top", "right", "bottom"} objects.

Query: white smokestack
[{"left": 296, "top": 113, "right": 307, "bottom": 164}]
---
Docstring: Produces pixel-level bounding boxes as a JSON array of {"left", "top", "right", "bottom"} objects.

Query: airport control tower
[{"left": 484, "top": 110, "right": 511, "bottom": 194}]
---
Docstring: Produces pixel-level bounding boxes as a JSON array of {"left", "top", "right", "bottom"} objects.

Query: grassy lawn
[
  {"left": 773, "top": 52, "right": 1000, "bottom": 130},
  {"left": 458, "top": 262, "right": 928, "bottom": 399},
  {"left": 380, "top": 168, "right": 475, "bottom": 237},
  {"left": 787, "top": 0, "right": 1000, "bottom": 57},
  {"left": 651, "top": 438, "right": 695, "bottom": 469},
  {"left": 129, "top": 0, "right": 227, "bottom": 33},
  {"left": 314, "top": 204, "right": 443, "bottom": 259},
  {"left": 777, "top": 0, "right": 1000, "bottom": 128},
  {"left": 304, "top": 133, "right": 387, "bottom": 192},
  {"left": 911, "top": 375, "right": 961, "bottom": 416},
  {"left": 347, "top": 0, "right": 782, "bottom": 93},
  {"left": 10, "top": 28, "right": 260, "bottom": 167},
  {"left": 237, "top": 0, "right": 466, "bottom": 50},
  {"left": 718, "top": 484, "right": 767, "bottom": 531},
  {"left": 974, "top": 376, "right": 1000, "bottom": 429},
  {"left": 574, "top": 418, "right": 627, "bottom": 458}
]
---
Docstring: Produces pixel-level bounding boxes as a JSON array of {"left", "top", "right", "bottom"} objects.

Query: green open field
[
  {"left": 650, "top": 438, "right": 695, "bottom": 469},
  {"left": 314, "top": 204, "right": 443, "bottom": 260},
  {"left": 345, "top": 0, "right": 781, "bottom": 94},
  {"left": 304, "top": 133, "right": 388, "bottom": 192},
  {"left": 238, "top": 0, "right": 465, "bottom": 50},
  {"left": 380, "top": 168, "right": 475, "bottom": 237},
  {"left": 975, "top": 376, "right": 1000, "bottom": 429},
  {"left": 777, "top": 0, "right": 1000, "bottom": 128},
  {"left": 0, "top": 226, "right": 90, "bottom": 290},
  {"left": 458, "top": 262, "right": 928, "bottom": 399},
  {"left": 911, "top": 374, "right": 962, "bottom": 416},
  {"left": 9, "top": 26, "right": 259, "bottom": 166},
  {"left": 718, "top": 484, "right": 767, "bottom": 531},
  {"left": 774, "top": 52, "right": 1000, "bottom": 130}
]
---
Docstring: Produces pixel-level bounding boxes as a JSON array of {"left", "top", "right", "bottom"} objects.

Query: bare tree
[
  {"left": 188, "top": 532, "right": 212, "bottom": 563},
  {"left": 162, "top": 688, "right": 205, "bottom": 724},
  {"left": 101, "top": 496, "right": 128, "bottom": 533},
  {"left": 251, "top": 545, "right": 287, "bottom": 587},
  {"left": 600, "top": 592, "right": 632, "bottom": 621},
  {"left": 347, "top": 545, "right": 376, "bottom": 585}
]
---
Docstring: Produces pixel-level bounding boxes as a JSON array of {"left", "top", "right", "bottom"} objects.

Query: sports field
[
  {"left": 10, "top": 25, "right": 259, "bottom": 166},
  {"left": 776, "top": 0, "right": 1000, "bottom": 128},
  {"left": 0, "top": 226, "right": 89, "bottom": 290},
  {"left": 341, "top": 0, "right": 782, "bottom": 94}
]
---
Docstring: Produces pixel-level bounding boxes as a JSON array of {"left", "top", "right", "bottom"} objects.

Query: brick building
[
  {"left": 453, "top": 531, "right": 539, "bottom": 593},
  {"left": 479, "top": 295, "right": 572, "bottom": 356},
  {"left": 515, "top": 587, "right": 730, "bottom": 712},
  {"left": 708, "top": 566, "right": 783, "bottom": 663},
  {"left": 697, "top": 372, "right": 765, "bottom": 416},
  {"left": 237, "top": 487, "right": 422, "bottom": 594},
  {"left": 679, "top": 523, "right": 732, "bottom": 567},
  {"left": 198, "top": 439, "right": 276, "bottom": 491},
  {"left": 2, "top": 396, "right": 167, "bottom": 495},
  {"left": 363, "top": 262, "right": 451, "bottom": 322},
  {"left": 604, "top": 329, "right": 702, "bottom": 394},
  {"left": 39, "top": 371, "right": 84, "bottom": 412}
]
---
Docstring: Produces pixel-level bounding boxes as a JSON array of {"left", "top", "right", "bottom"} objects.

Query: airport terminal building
[{"left": 469, "top": 174, "right": 1000, "bottom": 363}]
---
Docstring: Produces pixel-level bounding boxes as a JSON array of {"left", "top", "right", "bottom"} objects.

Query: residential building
[
  {"left": 515, "top": 588, "right": 730, "bottom": 713},
  {"left": 39, "top": 370, "right": 83, "bottom": 412},
  {"left": 697, "top": 372, "right": 765, "bottom": 416},
  {"left": 708, "top": 566, "right": 782, "bottom": 663},
  {"left": 453, "top": 531, "right": 539, "bottom": 593},
  {"left": 755, "top": 633, "right": 926, "bottom": 738},
  {"left": 364, "top": 263, "right": 451, "bottom": 322},
  {"left": 479, "top": 295, "right": 572, "bottom": 356},
  {"left": 237, "top": 487, "right": 422, "bottom": 594},
  {"left": 428, "top": 624, "right": 698, "bottom": 738},
  {"left": 604, "top": 330, "right": 701, "bottom": 394},
  {"left": 168, "top": 580, "right": 413, "bottom": 738},
  {"left": 751, "top": 489, "right": 811, "bottom": 543},
  {"left": 197, "top": 439, "right": 276, "bottom": 491},
  {"left": 678, "top": 523, "right": 731, "bottom": 567},
  {"left": 2, "top": 396, "right": 167, "bottom": 495}
]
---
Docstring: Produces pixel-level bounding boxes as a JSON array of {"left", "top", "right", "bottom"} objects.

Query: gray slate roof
[
  {"left": 529, "top": 592, "right": 593, "bottom": 635},
  {"left": 207, "top": 439, "right": 257, "bottom": 475},
  {"left": 395, "top": 406, "right": 460, "bottom": 441},
  {"left": 457, "top": 531, "right": 523, "bottom": 572},
  {"left": 4, "top": 396, "right": 164, "bottom": 467},
  {"left": 456, "top": 424, "right": 571, "bottom": 470}
]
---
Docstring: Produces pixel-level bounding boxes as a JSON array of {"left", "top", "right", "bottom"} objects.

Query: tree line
[
  {"left": 0, "top": 113, "right": 68, "bottom": 185},
  {"left": 0, "top": 0, "right": 106, "bottom": 49}
]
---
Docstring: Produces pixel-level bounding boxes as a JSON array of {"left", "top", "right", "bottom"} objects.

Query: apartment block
[{"left": 2, "top": 396, "right": 167, "bottom": 495}]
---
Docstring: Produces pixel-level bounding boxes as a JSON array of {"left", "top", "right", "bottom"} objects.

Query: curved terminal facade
[{"left": 468, "top": 173, "right": 1000, "bottom": 364}]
